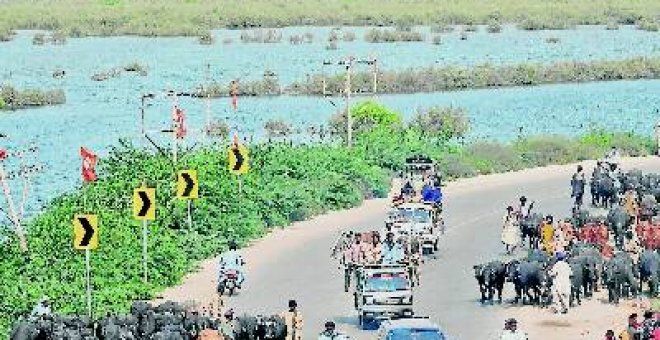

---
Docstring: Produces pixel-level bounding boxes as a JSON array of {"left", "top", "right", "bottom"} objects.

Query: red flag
[
  {"left": 80, "top": 147, "right": 97, "bottom": 183},
  {"left": 0, "top": 149, "right": 7, "bottom": 160},
  {"left": 172, "top": 106, "right": 187, "bottom": 139}
]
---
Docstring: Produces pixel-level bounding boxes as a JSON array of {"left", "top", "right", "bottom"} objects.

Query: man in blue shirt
[{"left": 219, "top": 241, "right": 246, "bottom": 287}]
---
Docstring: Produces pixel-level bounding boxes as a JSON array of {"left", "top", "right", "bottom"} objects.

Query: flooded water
[{"left": 1, "top": 25, "right": 659, "bottom": 212}]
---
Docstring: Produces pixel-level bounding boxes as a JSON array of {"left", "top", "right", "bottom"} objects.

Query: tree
[
  {"left": 329, "top": 100, "right": 402, "bottom": 138},
  {"left": 410, "top": 106, "right": 470, "bottom": 140}
]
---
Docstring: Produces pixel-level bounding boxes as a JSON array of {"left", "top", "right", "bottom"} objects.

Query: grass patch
[
  {"left": 364, "top": 27, "right": 425, "bottom": 43},
  {"left": 0, "top": 0, "right": 658, "bottom": 36}
]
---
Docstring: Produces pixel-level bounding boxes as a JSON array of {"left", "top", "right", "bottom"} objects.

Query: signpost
[
  {"left": 73, "top": 214, "right": 98, "bottom": 318},
  {"left": 133, "top": 186, "right": 155, "bottom": 283},
  {"left": 177, "top": 170, "right": 198, "bottom": 228},
  {"left": 228, "top": 139, "right": 249, "bottom": 193}
]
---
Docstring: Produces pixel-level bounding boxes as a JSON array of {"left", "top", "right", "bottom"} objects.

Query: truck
[
  {"left": 354, "top": 264, "right": 414, "bottom": 330},
  {"left": 392, "top": 203, "right": 442, "bottom": 255}
]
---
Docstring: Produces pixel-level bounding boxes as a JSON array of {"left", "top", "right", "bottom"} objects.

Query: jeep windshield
[
  {"left": 364, "top": 273, "right": 409, "bottom": 292},
  {"left": 387, "top": 329, "right": 445, "bottom": 340},
  {"left": 398, "top": 209, "right": 431, "bottom": 223}
]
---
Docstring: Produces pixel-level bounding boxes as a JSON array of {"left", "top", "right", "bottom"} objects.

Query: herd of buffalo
[
  {"left": 475, "top": 167, "right": 660, "bottom": 307},
  {"left": 10, "top": 301, "right": 289, "bottom": 340}
]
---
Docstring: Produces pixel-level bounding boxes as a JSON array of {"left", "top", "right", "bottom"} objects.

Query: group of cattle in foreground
[{"left": 11, "top": 301, "right": 288, "bottom": 340}]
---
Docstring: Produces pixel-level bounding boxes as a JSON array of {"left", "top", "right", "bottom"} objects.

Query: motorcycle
[{"left": 218, "top": 269, "right": 240, "bottom": 296}]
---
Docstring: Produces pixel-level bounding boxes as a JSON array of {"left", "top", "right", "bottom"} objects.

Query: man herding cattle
[{"left": 549, "top": 253, "right": 573, "bottom": 314}]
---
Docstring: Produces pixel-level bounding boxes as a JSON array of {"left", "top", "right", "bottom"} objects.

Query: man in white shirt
[
  {"left": 549, "top": 254, "right": 573, "bottom": 314},
  {"left": 499, "top": 318, "right": 528, "bottom": 340}
]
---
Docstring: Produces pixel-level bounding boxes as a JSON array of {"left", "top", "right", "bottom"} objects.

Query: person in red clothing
[{"left": 604, "top": 329, "right": 615, "bottom": 340}]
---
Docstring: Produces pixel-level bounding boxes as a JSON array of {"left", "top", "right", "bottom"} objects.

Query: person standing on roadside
[
  {"left": 499, "top": 318, "right": 528, "bottom": 340},
  {"left": 571, "top": 165, "right": 586, "bottom": 212},
  {"left": 281, "top": 300, "right": 303, "bottom": 340}
]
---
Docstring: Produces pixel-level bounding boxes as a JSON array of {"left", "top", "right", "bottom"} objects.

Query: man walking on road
[
  {"left": 281, "top": 300, "right": 303, "bottom": 340},
  {"left": 571, "top": 165, "right": 586, "bottom": 212},
  {"left": 549, "top": 254, "right": 572, "bottom": 314}
]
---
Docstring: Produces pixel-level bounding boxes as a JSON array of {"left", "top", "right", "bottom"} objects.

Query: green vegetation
[
  {"left": 637, "top": 19, "right": 659, "bottom": 32},
  {"left": 91, "top": 62, "right": 148, "bottom": 82},
  {"left": 291, "top": 57, "right": 660, "bottom": 96},
  {"left": 0, "top": 84, "right": 66, "bottom": 110},
  {"left": 0, "top": 0, "right": 658, "bottom": 37},
  {"left": 192, "top": 57, "right": 660, "bottom": 97},
  {"left": 0, "top": 99, "right": 655, "bottom": 336},
  {"left": 198, "top": 31, "right": 215, "bottom": 45}
]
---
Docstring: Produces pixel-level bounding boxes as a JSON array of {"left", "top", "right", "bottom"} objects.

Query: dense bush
[
  {"left": 410, "top": 106, "right": 470, "bottom": 140},
  {"left": 0, "top": 84, "right": 66, "bottom": 110}
]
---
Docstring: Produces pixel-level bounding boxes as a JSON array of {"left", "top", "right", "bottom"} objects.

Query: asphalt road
[{"left": 162, "top": 158, "right": 660, "bottom": 339}]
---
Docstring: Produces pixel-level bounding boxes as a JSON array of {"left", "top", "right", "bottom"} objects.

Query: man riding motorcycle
[
  {"left": 342, "top": 233, "right": 366, "bottom": 292},
  {"left": 219, "top": 241, "right": 246, "bottom": 291}
]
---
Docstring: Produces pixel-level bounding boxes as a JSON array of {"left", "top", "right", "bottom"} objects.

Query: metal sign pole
[
  {"left": 142, "top": 219, "right": 148, "bottom": 283},
  {"left": 238, "top": 176, "right": 243, "bottom": 195},
  {"left": 187, "top": 200, "right": 193, "bottom": 229},
  {"left": 85, "top": 248, "right": 92, "bottom": 318}
]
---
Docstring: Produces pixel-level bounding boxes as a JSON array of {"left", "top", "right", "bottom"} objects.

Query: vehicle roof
[
  {"left": 380, "top": 318, "right": 442, "bottom": 331},
  {"left": 397, "top": 203, "right": 433, "bottom": 210}
]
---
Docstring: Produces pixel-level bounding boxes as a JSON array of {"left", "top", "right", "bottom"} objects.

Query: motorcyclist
[{"left": 219, "top": 241, "right": 245, "bottom": 288}]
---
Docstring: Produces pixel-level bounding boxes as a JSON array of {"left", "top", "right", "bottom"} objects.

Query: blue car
[{"left": 377, "top": 318, "right": 447, "bottom": 340}]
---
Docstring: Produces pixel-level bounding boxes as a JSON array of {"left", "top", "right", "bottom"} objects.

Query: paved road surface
[{"left": 159, "top": 158, "right": 660, "bottom": 339}]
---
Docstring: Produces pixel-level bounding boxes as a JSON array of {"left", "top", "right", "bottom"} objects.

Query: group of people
[
  {"left": 500, "top": 195, "right": 534, "bottom": 254},
  {"left": 338, "top": 229, "right": 423, "bottom": 266},
  {"left": 607, "top": 311, "right": 660, "bottom": 340}
]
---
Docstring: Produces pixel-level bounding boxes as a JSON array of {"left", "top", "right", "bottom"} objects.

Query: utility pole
[
  {"left": 343, "top": 56, "right": 354, "bottom": 147},
  {"left": 204, "top": 63, "right": 211, "bottom": 140}
]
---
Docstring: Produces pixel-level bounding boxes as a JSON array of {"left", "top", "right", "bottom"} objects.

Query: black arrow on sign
[
  {"left": 137, "top": 191, "right": 151, "bottom": 216},
  {"left": 78, "top": 217, "right": 94, "bottom": 247},
  {"left": 232, "top": 147, "right": 244, "bottom": 171},
  {"left": 182, "top": 173, "right": 195, "bottom": 197}
]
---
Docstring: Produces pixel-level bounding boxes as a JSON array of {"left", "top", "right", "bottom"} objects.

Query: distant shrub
[
  {"left": 431, "top": 25, "right": 454, "bottom": 33},
  {"left": 222, "top": 37, "right": 233, "bottom": 44},
  {"left": 518, "top": 17, "right": 574, "bottom": 30},
  {"left": 264, "top": 119, "right": 293, "bottom": 138},
  {"left": 410, "top": 106, "right": 470, "bottom": 140},
  {"left": 606, "top": 22, "right": 620, "bottom": 30},
  {"left": 0, "top": 27, "right": 13, "bottom": 42},
  {"left": 0, "top": 84, "right": 66, "bottom": 110},
  {"left": 637, "top": 19, "right": 659, "bottom": 31},
  {"left": 432, "top": 34, "right": 442, "bottom": 45},
  {"left": 50, "top": 30, "right": 67, "bottom": 44},
  {"left": 487, "top": 21, "right": 502, "bottom": 33},
  {"left": 464, "top": 24, "right": 478, "bottom": 32},
  {"left": 328, "top": 29, "right": 340, "bottom": 43},
  {"left": 438, "top": 153, "right": 478, "bottom": 179},
  {"left": 303, "top": 32, "right": 314, "bottom": 43},
  {"left": 289, "top": 34, "right": 304, "bottom": 45},
  {"left": 198, "top": 31, "right": 215, "bottom": 45},
  {"left": 123, "top": 62, "right": 148, "bottom": 76},
  {"left": 32, "top": 33, "right": 46, "bottom": 45},
  {"left": 514, "top": 135, "right": 577, "bottom": 166},
  {"left": 545, "top": 37, "right": 560, "bottom": 44},
  {"left": 342, "top": 30, "right": 356, "bottom": 42},
  {"left": 364, "top": 28, "right": 424, "bottom": 43},
  {"left": 459, "top": 32, "right": 468, "bottom": 40},
  {"left": 326, "top": 41, "right": 338, "bottom": 50},
  {"left": 466, "top": 142, "right": 522, "bottom": 174},
  {"left": 206, "top": 120, "right": 230, "bottom": 139},
  {"left": 240, "top": 29, "right": 282, "bottom": 43}
]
